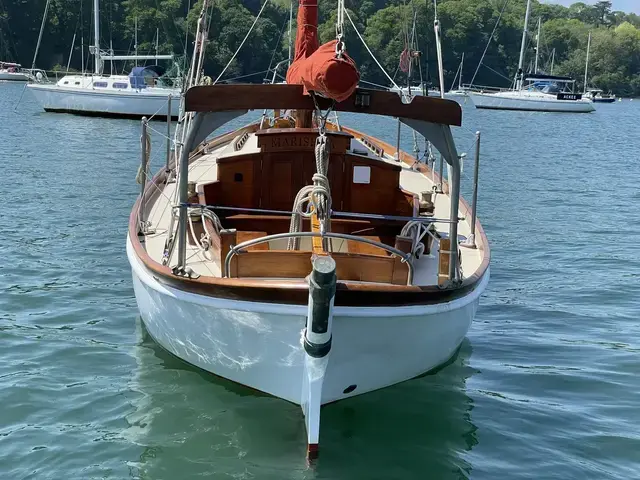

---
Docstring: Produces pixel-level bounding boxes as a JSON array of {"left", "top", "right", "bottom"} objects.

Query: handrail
[
  {"left": 223, "top": 231, "right": 414, "bottom": 285},
  {"left": 183, "top": 203, "right": 457, "bottom": 225}
]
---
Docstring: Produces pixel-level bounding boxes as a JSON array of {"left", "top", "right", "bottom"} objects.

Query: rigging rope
[
  {"left": 344, "top": 9, "right": 403, "bottom": 93},
  {"left": 213, "top": 0, "right": 271, "bottom": 84},
  {"left": 469, "top": 0, "right": 510, "bottom": 87},
  {"left": 265, "top": 15, "right": 290, "bottom": 82}
]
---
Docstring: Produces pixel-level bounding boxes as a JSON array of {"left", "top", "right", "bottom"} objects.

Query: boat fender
[{"left": 304, "top": 255, "right": 336, "bottom": 358}]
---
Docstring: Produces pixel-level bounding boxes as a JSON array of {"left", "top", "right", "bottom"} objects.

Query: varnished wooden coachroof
[{"left": 184, "top": 84, "right": 462, "bottom": 127}]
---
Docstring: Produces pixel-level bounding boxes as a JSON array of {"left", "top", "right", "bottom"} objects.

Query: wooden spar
[{"left": 184, "top": 84, "right": 462, "bottom": 127}]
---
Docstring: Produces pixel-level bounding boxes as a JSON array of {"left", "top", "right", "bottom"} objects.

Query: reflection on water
[{"left": 127, "top": 319, "right": 478, "bottom": 479}]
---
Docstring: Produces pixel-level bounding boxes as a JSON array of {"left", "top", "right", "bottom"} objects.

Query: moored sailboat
[
  {"left": 446, "top": 53, "right": 468, "bottom": 97},
  {"left": 583, "top": 32, "right": 616, "bottom": 104},
  {"left": 128, "top": 0, "right": 490, "bottom": 457},
  {"left": 468, "top": 0, "right": 594, "bottom": 113},
  {"left": 27, "top": 0, "right": 180, "bottom": 119}
]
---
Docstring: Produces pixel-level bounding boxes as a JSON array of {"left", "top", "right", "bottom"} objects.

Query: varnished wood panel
[
  {"left": 215, "top": 154, "right": 261, "bottom": 208},
  {"left": 392, "top": 236, "right": 413, "bottom": 285},
  {"left": 257, "top": 128, "right": 352, "bottom": 153},
  {"left": 346, "top": 236, "right": 388, "bottom": 256},
  {"left": 237, "top": 231, "right": 269, "bottom": 251},
  {"left": 234, "top": 250, "right": 400, "bottom": 283},
  {"left": 236, "top": 251, "right": 312, "bottom": 278},
  {"left": 345, "top": 155, "right": 401, "bottom": 215},
  {"left": 438, "top": 238, "right": 451, "bottom": 286},
  {"left": 185, "top": 84, "right": 463, "bottom": 126}
]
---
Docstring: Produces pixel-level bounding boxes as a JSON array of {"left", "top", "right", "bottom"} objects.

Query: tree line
[{"left": 1, "top": 0, "right": 639, "bottom": 96}]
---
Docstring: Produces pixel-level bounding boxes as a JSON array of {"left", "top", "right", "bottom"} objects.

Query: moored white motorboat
[
  {"left": 582, "top": 33, "right": 616, "bottom": 105},
  {"left": 585, "top": 89, "right": 616, "bottom": 104},
  {"left": 0, "top": 62, "right": 32, "bottom": 81},
  {"left": 128, "top": 0, "right": 490, "bottom": 458}
]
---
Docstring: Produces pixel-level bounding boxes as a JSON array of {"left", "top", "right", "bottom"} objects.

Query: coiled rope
[
  {"left": 401, "top": 221, "right": 438, "bottom": 258},
  {"left": 288, "top": 95, "right": 334, "bottom": 250},
  {"left": 287, "top": 134, "right": 332, "bottom": 250}
]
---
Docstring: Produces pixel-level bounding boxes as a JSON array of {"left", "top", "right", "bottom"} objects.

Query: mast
[
  {"left": 458, "top": 52, "right": 464, "bottom": 90},
  {"left": 93, "top": 0, "right": 100, "bottom": 74},
  {"left": 433, "top": 0, "right": 445, "bottom": 98},
  {"left": 32, "top": 0, "right": 51, "bottom": 70},
  {"left": 584, "top": 31, "right": 591, "bottom": 94},
  {"left": 534, "top": 17, "right": 541, "bottom": 74},
  {"left": 515, "top": 0, "right": 532, "bottom": 90},
  {"left": 550, "top": 48, "right": 555, "bottom": 74},
  {"left": 135, "top": 17, "right": 138, "bottom": 67},
  {"left": 288, "top": 0, "right": 293, "bottom": 66}
]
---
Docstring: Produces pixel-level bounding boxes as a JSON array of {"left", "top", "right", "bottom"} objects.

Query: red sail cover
[{"left": 286, "top": 0, "right": 360, "bottom": 102}]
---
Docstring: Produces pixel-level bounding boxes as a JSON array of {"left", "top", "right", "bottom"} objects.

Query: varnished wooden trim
[
  {"left": 128, "top": 126, "right": 488, "bottom": 307},
  {"left": 185, "top": 84, "right": 462, "bottom": 126}
]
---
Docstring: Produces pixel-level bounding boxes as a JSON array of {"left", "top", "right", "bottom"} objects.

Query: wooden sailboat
[{"left": 127, "top": 0, "right": 490, "bottom": 457}]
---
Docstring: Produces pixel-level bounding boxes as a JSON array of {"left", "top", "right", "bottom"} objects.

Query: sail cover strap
[{"left": 286, "top": 0, "right": 359, "bottom": 102}]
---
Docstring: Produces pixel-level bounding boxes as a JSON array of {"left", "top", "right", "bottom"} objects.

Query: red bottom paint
[{"left": 307, "top": 443, "right": 319, "bottom": 461}]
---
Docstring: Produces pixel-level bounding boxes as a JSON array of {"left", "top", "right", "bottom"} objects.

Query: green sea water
[{"left": 1, "top": 83, "right": 639, "bottom": 479}]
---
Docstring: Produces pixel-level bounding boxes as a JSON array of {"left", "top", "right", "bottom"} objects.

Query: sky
[{"left": 544, "top": 0, "right": 640, "bottom": 14}]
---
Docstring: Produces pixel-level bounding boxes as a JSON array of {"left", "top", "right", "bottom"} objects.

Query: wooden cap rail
[{"left": 184, "top": 84, "right": 462, "bottom": 126}]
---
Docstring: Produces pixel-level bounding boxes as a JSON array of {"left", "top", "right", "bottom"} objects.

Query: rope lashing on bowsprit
[{"left": 288, "top": 95, "right": 334, "bottom": 250}]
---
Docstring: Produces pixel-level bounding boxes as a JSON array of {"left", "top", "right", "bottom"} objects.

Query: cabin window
[
  {"left": 353, "top": 166, "right": 371, "bottom": 184},
  {"left": 74, "top": 82, "right": 80, "bottom": 85},
  {"left": 63, "top": 81, "right": 69, "bottom": 85},
  {"left": 112, "top": 82, "right": 128, "bottom": 89},
  {"left": 93, "top": 81, "right": 108, "bottom": 88}
]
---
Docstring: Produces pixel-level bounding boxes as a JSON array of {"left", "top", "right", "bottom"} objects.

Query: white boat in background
[
  {"left": 471, "top": 74, "right": 594, "bottom": 112},
  {"left": 27, "top": 0, "right": 180, "bottom": 119},
  {"left": 468, "top": 0, "right": 593, "bottom": 113},
  {"left": 29, "top": 67, "right": 180, "bottom": 119},
  {"left": 390, "top": 82, "right": 440, "bottom": 97},
  {"left": 585, "top": 89, "right": 616, "bottom": 103},
  {"left": 0, "top": 62, "right": 32, "bottom": 81},
  {"left": 583, "top": 32, "right": 616, "bottom": 104},
  {"left": 446, "top": 53, "right": 468, "bottom": 98}
]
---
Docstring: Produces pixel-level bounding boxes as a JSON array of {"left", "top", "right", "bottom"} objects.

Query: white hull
[
  {"left": 445, "top": 90, "right": 468, "bottom": 98},
  {"left": 0, "top": 71, "right": 31, "bottom": 81},
  {"left": 128, "top": 238, "right": 489, "bottom": 405},
  {"left": 27, "top": 83, "right": 180, "bottom": 118},
  {"left": 469, "top": 91, "right": 595, "bottom": 113}
]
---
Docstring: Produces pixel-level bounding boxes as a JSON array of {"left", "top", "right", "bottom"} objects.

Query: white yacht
[
  {"left": 468, "top": 0, "right": 594, "bottom": 113},
  {"left": 27, "top": 0, "right": 180, "bottom": 119}
]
